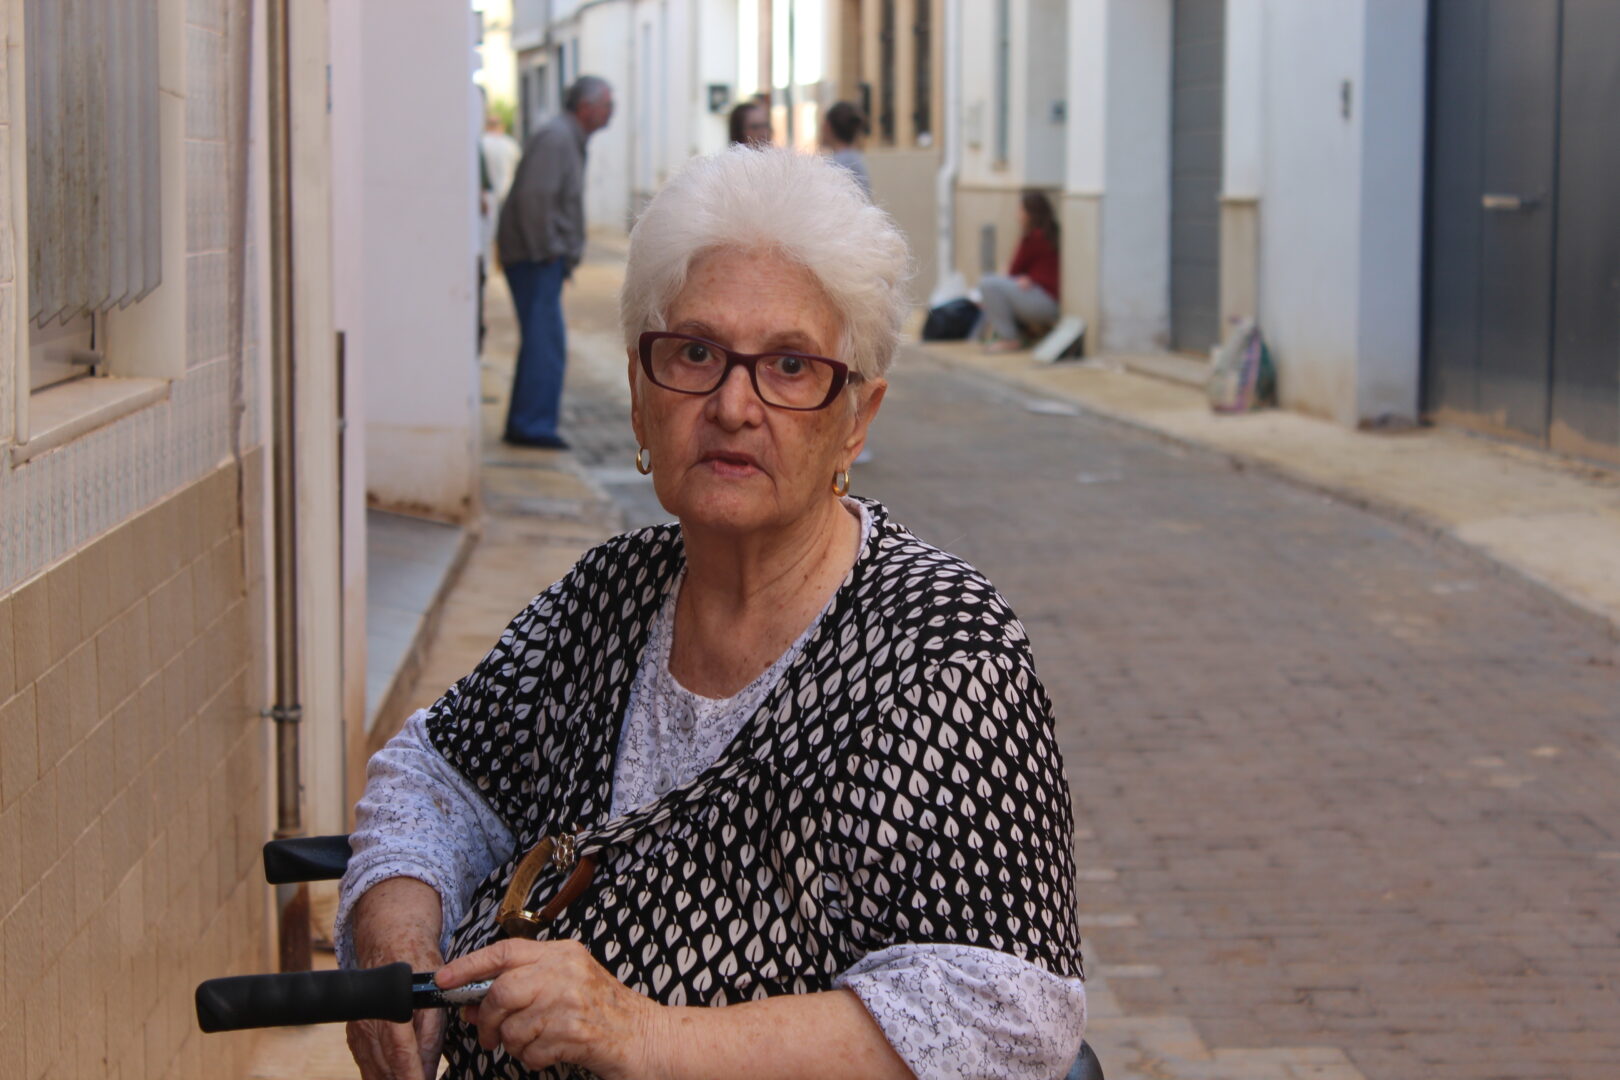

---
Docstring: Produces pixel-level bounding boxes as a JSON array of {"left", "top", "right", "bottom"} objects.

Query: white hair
[{"left": 619, "top": 147, "right": 912, "bottom": 381}]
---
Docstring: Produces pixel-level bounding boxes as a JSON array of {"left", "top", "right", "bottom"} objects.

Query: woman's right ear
[{"left": 627, "top": 347, "right": 645, "bottom": 442}]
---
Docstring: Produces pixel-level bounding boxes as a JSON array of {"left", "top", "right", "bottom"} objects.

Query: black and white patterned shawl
[{"left": 424, "top": 499, "right": 1083, "bottom": 1079}]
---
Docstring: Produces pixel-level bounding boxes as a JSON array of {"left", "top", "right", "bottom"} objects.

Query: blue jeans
[{"left": 504, "top": 258, "right": 568, "bottom": 441}]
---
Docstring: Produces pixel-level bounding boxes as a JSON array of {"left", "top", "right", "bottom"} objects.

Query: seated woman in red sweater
[{"left": 980, "top": 190, "right": 1062, "bottom": 352}]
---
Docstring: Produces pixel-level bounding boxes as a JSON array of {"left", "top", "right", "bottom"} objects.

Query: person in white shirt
[{"left": 480, "top": 113, "right": 523, "bottom": 257}]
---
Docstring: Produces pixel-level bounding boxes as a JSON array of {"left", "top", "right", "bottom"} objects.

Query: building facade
[
  {"left": 1, "top": 1, "right": 270, "bottom": 1076},
  {"left": 545, "top": 0, "right": 1618, "bottom": 458},
  {"left": 0, "top": 1, "right": 484, "bottom": 1074},
  {"left": 871, "top": 0, "right": 1618, "bottom": 454}
]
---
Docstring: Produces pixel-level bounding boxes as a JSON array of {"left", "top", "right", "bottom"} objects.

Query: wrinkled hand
[
  {"left": 347, "top": 1004, "right": 447, "bottom": 1080},
  {"left": 436, "top": 939, "right": 665, "bottom": 1080},
  {"left": 345, "top": 877, "right": 447, "bottom": 1080}
]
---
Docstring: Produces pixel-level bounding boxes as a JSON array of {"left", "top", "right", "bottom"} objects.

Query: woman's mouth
[{"left": 700, "top": 450, "right": 762, "bottom": 476}]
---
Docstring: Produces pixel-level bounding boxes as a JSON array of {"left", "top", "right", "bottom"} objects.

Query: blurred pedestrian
[
  {"left": 822, "top": 101, "right": 871, "bottom": 198},
  {"left": 496, "top": 76, "right": 614, "bottom": 449},
  {"left": 979, "top": 190, "right": 1061, "bottom": 352},
  {"left": 728, "top": 98, "right": 773, "bottom": 148},
  {"left": 481, "top": 112, "right": 522, "bottom": 205}
]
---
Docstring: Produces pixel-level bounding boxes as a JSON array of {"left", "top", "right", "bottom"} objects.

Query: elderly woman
[{"left": 338, "top": 148, "right": 1086, "bottom": 1080}]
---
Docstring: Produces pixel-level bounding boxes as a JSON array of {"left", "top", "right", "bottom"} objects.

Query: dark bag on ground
[{"left": 922, "top": 298, "right": 980, "bottom": 341}]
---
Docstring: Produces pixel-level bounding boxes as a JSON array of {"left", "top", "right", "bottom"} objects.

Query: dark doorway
[
  {"left": 1169, "top": 0, "right": 1226, "bottom": 355},
  {"left": 1425, "top": 0, "right": 1620, "bottom": 463}
]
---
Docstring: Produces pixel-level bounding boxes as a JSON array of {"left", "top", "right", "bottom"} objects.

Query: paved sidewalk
[{"left": 916, "top": 341, "right": 1620, "bottom": 642}]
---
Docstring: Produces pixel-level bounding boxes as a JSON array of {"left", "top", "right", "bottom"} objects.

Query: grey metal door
[
  {"left": 1170, "top": 0, "right": 1225, "bottom": 355},
  {"left": 1549, "top": 1, "right": 1620, "bottom": 459},
  {"left": 1425, "top": 0, "right": 1620, "bottom": 462}
]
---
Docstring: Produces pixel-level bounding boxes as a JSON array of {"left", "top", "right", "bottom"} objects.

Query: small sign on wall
[{"left": 707, "top": 84, "right": 732, "bottom": 114}]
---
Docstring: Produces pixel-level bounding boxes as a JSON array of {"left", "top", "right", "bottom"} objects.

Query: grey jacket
[{"left": 496, "top": 112, "right": 588, "bottom": 269}]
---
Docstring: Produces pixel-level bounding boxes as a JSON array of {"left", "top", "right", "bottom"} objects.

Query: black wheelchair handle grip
[
  {"left": 263, "top": 834, "right": 354, "bottom": 884},
  {"left": 196, "top": 962, "right": 414, "bottom": 1032}
]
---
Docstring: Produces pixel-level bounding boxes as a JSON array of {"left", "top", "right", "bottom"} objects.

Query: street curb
[{"left": 911, "top": 343, "right": 1620, "bottom": 646}]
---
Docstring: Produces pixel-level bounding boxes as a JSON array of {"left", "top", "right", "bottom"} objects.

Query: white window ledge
[{"left": 10, "top": 377, "right": 171, "bottom": 466}]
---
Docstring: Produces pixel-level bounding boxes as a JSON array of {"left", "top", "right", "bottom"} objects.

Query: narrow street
[
  {"left": 253, "top": 247, "right": 1620, "bottom": 1080},
  {"left": 557, "top": 248, "right": 1620, "bottom": 1079}
]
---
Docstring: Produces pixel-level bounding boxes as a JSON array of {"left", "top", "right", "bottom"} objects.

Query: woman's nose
[{"left": 708, "top": 363, "right": 762, "bottom": 422}]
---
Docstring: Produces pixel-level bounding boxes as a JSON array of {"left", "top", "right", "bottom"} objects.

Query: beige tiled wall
[{"left": 0, "top": 454, "right": 269, "bottom": 1080}]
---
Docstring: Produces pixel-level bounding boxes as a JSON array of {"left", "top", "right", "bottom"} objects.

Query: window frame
[
  {"left": 6, "top": 0, "right": 186, "bottom": 458},
  {"left": 878, "top": 0, "right": 897, "bottom": 146},
  {"left": 912, "top": 0, "right": 932, "bottom": 146},
  {"left": 27, "top": 312, "right": 98, "bottom": 392}
]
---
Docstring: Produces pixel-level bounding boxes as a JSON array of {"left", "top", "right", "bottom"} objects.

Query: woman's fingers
[
  {"left": 435, "top": 936, "right": 544, "bottom": 988},
  {"left": 464, "top": 955, "right": 554, "bottom": 1051},
  {"left": 437, "top": 939, "right": 660, "bottom": 1077}
]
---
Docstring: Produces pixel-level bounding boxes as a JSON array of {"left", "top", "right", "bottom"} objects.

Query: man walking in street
[{"left": 497, "top": 76, "right": 614, "bottom": 448}]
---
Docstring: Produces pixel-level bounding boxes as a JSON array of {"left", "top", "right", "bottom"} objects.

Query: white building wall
[
  {"left": 1097, "top": 0, "right": 1172, "bottom": 352},
  {"left": 1255, "top": 0, "right": 1425, "bottom": 424},
  {"left": 958, "top": 1, "right": 1003, "bottom": 187},
  {"left": 1222, "top": 0, "right": 1264, "bottom": 198},
  {"left": 573, "top": 2, "right": 636, "bottom": 232},
  {"left": 1064, "top": 0, "right": 1108, "bottom": 194},
  {"left": 1353, "top": 0, "right": 1426, "bottom": 425},
  {"left": 695, "top": 0, "right": 741, "bottom": 156},
  {"left": 634, "top": 6, "right": 659, "bottom": 196},
  {"left": 630, "top": 0, "right": 692, "bottom": 203},
  {"left": 955, "top": 0, "right": 1069, "bottom": 189},
  {"left": 1060, "top": 0, "right": 1173, "bottom": 351},
  {"left": 659, "top": 1, "right": 685, "bottom": 183},
  {"left": 1023, "top": 0, "right": 1068, "bottom": 186},
  {"left": 331, "top": 0, "right": 482, "bottom": 521}
]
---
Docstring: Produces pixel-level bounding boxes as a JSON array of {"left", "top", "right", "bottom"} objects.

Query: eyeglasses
[{"left": 637, "top": 331, "right": 854, "bottom": 411}]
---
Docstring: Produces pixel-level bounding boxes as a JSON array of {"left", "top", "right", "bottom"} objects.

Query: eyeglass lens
[{"left": 646, "top": 335, "right": 838, "bottom": 409}]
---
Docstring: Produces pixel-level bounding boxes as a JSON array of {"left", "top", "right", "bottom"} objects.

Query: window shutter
[{"left": 25, "top": 0, "right": 162, "bottom": 329}]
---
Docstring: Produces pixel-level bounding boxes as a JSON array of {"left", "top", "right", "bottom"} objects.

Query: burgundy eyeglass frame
[{"left": 637, "top": 331, "right": 855, "bottom": 412}]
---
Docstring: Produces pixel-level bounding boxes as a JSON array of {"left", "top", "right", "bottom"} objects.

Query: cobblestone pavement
[{"left": 555, "top": 252, "right": 1620, "bottom": 1079}]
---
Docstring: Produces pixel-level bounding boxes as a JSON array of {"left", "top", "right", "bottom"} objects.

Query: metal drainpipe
[
  {"left": 266, "top": 0, "right": 310, "bottom": 974},
  {"left": 935, "top": 0, "right": 962, "bottom": 299}
]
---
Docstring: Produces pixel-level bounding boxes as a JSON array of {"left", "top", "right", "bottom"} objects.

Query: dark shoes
[{"left": 503, "top": 432, "right": 570, "bottom": 450}]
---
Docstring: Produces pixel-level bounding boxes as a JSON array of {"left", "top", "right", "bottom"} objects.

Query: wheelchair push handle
[
  {"left": 262, "top": 833, "right": 354, "bottom": 884},
  {"left": 195, "top": 962, "right": 495, "bottom": 1032}
]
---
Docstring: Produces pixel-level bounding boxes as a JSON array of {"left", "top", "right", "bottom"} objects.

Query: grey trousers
[{"left": 979, "top": 274, "right": 1061, "bottom": 341}]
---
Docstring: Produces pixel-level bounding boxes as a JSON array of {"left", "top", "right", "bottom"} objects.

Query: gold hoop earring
[
  {"left": 832, "top": 469, "right": 851, "bottom": 497},
  {"left": 635, "top": 447, "right": 652, "bottom": 475}
]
